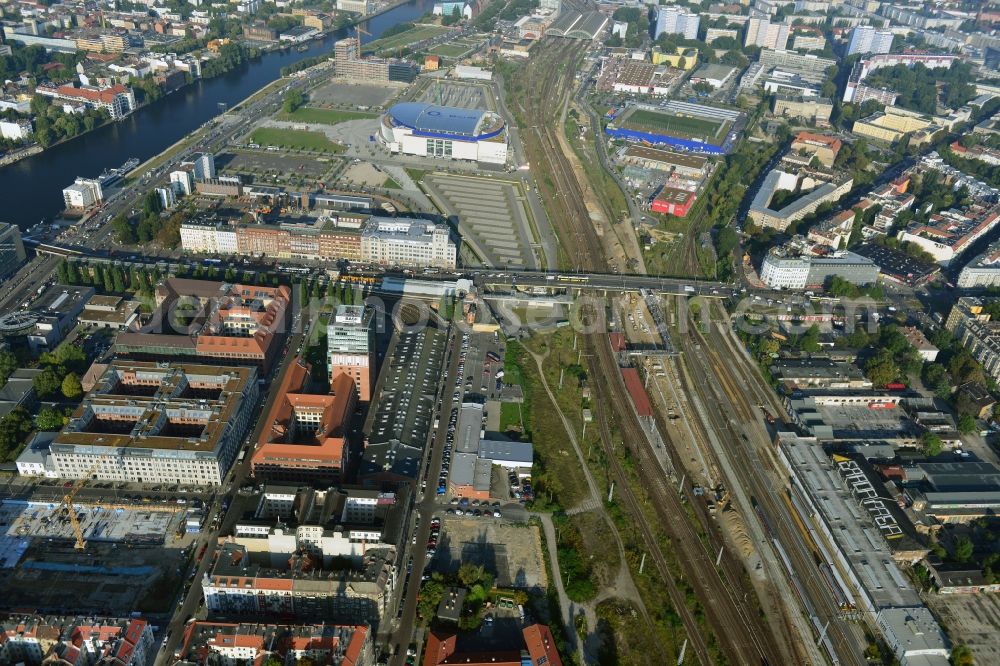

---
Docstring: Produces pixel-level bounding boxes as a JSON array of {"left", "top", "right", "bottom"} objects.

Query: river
[{"left": 0, "top": 0, "right": 436, "bottom": 231}]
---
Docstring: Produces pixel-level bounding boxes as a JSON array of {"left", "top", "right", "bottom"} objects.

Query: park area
[
  {"left": 249, "top": 127, "right": 344, "bottom": 153},
  {"left": 276, "top": 107, "right": 376, "bottom": 125},
  {"left": 620, "top": 108, "right": 729, "bottom": 144}
]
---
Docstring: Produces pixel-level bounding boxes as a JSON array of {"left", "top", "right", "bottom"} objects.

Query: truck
[{"left": 683, "top": 285, "right": 695, "bottom": 293}]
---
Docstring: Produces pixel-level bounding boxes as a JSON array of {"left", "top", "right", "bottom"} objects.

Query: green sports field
[{"left": 620, "top": 108, "right": 729, "bottom": 144}]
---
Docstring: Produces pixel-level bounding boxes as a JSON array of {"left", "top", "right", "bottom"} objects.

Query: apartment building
[
  {"left": 789, "top": 131, "right": 842, "bottom": 167},
  {"left": 203, "top": 542, "right": 395, "bottom": 626},
  {"left": 958, "top": 242, "right": 1000, "bottom": 288},
  {"left": 896, "top": 203, "right": 1000, "bottom": 266},
  {"left": 0, "top": 616, "right": 153, "bottom": 666},
  {"left": 336, "top": 0, "right": 373, "bottom": 13},
  {"left": 175, "top": 622, "right": 372, "bottom": 666},
  {"left": 846, "top": 25, "right": 893, "bottom": 56},
  {"left": 44, "top": 362, "right": 258, "bottom": 485},
  {"left": 947, "top": 298, "right": 1000, "bottom": 383},
  {"left": 654, "top": 7, "right": 699, "bottom": 39},
  {"left": 35, "top": 83, "right": 136, "bottom": 119},
  {"left": 745, "top": 17, "right": 790, "bottom": 50},
  {"left": 748, "top": 168, "right": 853, "bottom": 231},
  {"left": 852, "top": 106, "right": 947, "bottom": 146}
]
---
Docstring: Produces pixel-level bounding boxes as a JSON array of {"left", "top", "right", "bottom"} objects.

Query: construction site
[{"left": 0, "top": 482, "right": 192, "bottom": 615}]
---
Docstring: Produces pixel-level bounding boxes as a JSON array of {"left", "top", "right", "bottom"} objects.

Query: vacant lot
[
  {"left": 431, "top": 518, "right": 547, "bottom": 591},
  {"left": 927, "top": 592, "right": 1000, "bottom": 665},
  {"left": 220, "top": 151, "right": 332, "bottom": 180},
  {"left": 622, "top": 109, "right": 728, "bottom": 143},
  {"left": 276, "top": 107, "right": 376, "bottom": 125},
  {"left": 308, "top": 81, "right": 398, "bottom": 109},
  {"left": 250, "top": 128, "right": 343, "bottom": 153}
]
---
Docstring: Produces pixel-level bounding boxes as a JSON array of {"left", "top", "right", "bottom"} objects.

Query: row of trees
[
  {"left": 29, "top": 96, "right": 110, "bottom": 149},
  {"left": 57, "top": 259, "right": 162, "bottom": 299}
]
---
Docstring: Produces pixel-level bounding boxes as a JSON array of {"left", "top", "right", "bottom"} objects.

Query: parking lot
[
  {"left": 423, "top": 174, "right": 541, "bottom": 270},
  {"left": 428, "top": 515, "right": 546, "bottom": 590}
]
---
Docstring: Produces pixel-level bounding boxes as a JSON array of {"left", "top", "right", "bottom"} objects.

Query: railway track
[
  {"left": 674, "top": 304, "right": 867, "bottom": 666},
  {"left": 506, "top": 36, "right": 795, "bottom": 665}
]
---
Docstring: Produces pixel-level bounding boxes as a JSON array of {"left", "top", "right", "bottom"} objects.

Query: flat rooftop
[{"left": 779, "top": 436, "right": 923, "bottom": 609}]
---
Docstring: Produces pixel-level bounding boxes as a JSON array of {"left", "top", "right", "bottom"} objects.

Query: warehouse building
[
  {"left": 43, "top": 362, "right": 258, "bottom": 485},
  {"left": 379, "top": 102, "right": 508, "bottom": 165}
]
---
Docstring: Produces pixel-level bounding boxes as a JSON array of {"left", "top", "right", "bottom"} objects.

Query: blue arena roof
[{"left": 387, "top": 102, "right": 502, "bottom": 140}]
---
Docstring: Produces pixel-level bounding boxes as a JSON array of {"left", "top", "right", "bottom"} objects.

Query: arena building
[{"left": 379, "top": 102, "right": 508, "bottom": 165}]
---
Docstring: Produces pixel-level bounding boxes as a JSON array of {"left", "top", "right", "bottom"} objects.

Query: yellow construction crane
[{"left": 60, "top": 466, "right": 96, "bottom": 550}]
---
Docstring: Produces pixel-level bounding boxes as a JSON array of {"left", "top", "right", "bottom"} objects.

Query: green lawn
[
  {"left": 365, "top": 25, "right": 449, "bottom": 53},
  {"left": 428, "top": 43, "right": 469, "bottom": 58},
  {"left": 383, "top": 176, "right": 401, "bottom": 189},
  {"left": 622, "top": 108, "right": 728, "bottom": 143},
  {"left": 250, "top": 127, "right": 343, "bottom": 153},
  {"left": 276, "top": 107, "right": 376, "bottom": 125}
]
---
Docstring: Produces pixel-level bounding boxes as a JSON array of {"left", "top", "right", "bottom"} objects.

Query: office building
[
  {"left": 175, "top": 622, "right": 373, "bottom": 666},
  {"left": 251, "top": 359, "right": 357, "bottom": 484},
  {"left": 185, "top": 152, "right": 215, "bottom": 180},
  {"left": 62, "top": 177, "right": 103, "bottom": 210},
  {"left": 334, "top": 37, "right": 418, "bottom": 83},
  {"left": 360, "top": 217, "right": 457, "bottom": 269},
  {"left": 23, "top": 284, "right": 95, "bottom": 353},
  {"left": 115, "top": 279, "right": 290, "bottom": 371},
  {"left": 759, "top": 248, "right": 878, "bottom": 289},
  {"left": 327, "top": 305, "right": 376, "bottom": 402},
  {"left": 0, "top": 222, "right": 26, "bottom": 280},
  {"left": 654, "top": 7, "right": 699, "bottom": 40},
  {"left": 203, "top": 542, "right": 395, "bottom": 626},
  {"left": 846, "top": 25, "right": 893, "bottom": 56},
  {"left": 745, "top": 17, "right": 790, "bottom": 50},
  {"left": 41, "top": 362, "right": 258, "bottom": 485}
]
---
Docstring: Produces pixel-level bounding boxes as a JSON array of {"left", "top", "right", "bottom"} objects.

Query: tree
[
  {"left": 283, "top": 89, "right": 305, "bottom": 114},
  {"left": 0, "top": 351, "right": 17, "bottom": 389},
  {"left": 864, "top": 351, "right": 899, "bottom": 387},
  {"left": 798, "top": 325, "right": 821, "bottom": 353},
  {"left": 61, "top": 373, "right": 83, "bottom": 400},
  {"left": 111, "top": 215, "right": 136, "bottom": 244},
  {"left": 35, "top": 406, "right": 68, "bottom": 431},
  {"left": 32, "top": 368, "right": 63, "bottom": 399},
  {"left": 0, "top": 407, "right": 33, "bottom": 461},
  {"left": 920, "top": 432, "right": 943, "bottom": 457},
  {"left": 458, "top": 563, "right": 486, "bottom": 586},
  {"left": 950, "top": 644, "right": 974, "bottom": 666},
  {"left": 952, "top": 536, "right": 974, "bottom": 563},
  {"left": 957, "top": 413, "right": 977, "bottom": 434}
]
